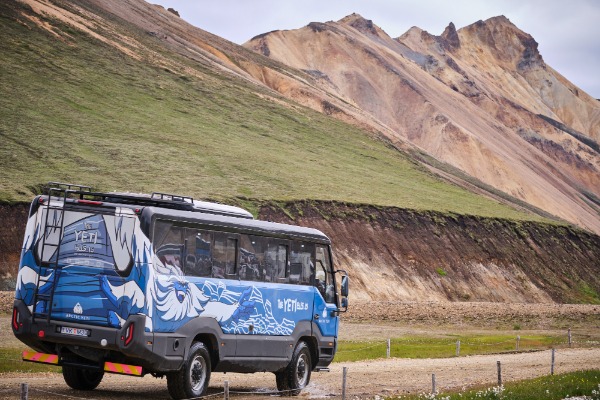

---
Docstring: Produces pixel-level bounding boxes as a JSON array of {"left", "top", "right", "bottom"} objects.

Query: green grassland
[
  {"left": 0, "top": 3, "right": 548, "bottom": 222},
  {"left": 395, "top": 370, "right": 600, "bottom": 400},
  {"left": 334, "top": 334, "right": 564, "bottom": 363}
]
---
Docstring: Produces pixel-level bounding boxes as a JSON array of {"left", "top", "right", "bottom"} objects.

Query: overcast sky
[{"left": 153, "top": 0, "right": 600, "bottom": 99}]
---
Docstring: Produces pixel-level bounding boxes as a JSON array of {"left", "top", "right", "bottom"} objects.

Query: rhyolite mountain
[
  {"left": 1, "top": 0, "right": 599, "bottom": 302},
  {"left": 244, "top": 14, "right": 600, "bottom": 235}
]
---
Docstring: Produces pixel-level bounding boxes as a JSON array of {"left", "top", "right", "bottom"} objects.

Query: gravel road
[
  {"left": 1, "top": 294, "right": 599, "bottom": 399},
  {"left": 0, "top": 348, "right": 599, "bottom": 399}
]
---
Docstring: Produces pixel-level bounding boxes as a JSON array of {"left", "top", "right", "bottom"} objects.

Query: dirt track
[
  {"left": 1, "top": 298, "right": 599, "bottom": 399},
  {"left": 0, "top": 348, "right": 599, "bottom": 399}
]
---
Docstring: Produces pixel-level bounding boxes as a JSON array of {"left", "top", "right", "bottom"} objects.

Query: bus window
[
  {"left": 316, "top": 245, "right": 335, "bottom": 303},
  {"left": 185, "top": 229, "right": 212, "bottom": 277},
  {"left": 213, "top": 233, "right": 237, "bottom": 278},
  {"left": 154, "top": 221, "right": 184, "bottom": 273},
  {"left": 239, "top": 235, "right": 266, "bottom": 282},
  {"left": 290, "top": 242, "right": 314, "bottom": 285},
  {"left": 265, "top": 243, "right": 288, "bottom": 283}
]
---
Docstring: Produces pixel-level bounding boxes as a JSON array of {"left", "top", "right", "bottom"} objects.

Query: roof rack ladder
[{"left": 32, "top": 187, "right": 69, "bottom": 323}]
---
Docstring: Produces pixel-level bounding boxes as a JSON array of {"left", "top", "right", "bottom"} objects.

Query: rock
[{"left": 441, "top": 22, "right": 460, "bottom": 51}]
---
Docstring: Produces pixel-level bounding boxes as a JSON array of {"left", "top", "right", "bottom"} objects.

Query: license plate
[{"left": 59, "top": 326, "right": 90, "bottom": 337}]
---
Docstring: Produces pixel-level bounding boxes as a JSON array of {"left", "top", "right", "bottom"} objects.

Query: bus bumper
[{"left": 12, "top": 299, "right": 184, "bottom": 373}]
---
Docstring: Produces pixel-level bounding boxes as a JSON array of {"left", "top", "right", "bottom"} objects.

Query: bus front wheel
[
  {"left": 276, "top": 341, "right": 312, "bottom": 396},
  {"left": 167, "top": 341, "right": 211, "bottom": 399}
]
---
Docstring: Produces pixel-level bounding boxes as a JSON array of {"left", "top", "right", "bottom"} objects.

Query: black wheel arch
[
  {"left": 299, "top": 335, "right": 319, "bottom": 370},
  {"left": 192, "top": 332, "right": 219, "bottom": 371}
]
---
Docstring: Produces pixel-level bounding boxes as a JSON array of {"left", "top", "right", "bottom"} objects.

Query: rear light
[
  {"left": 12, "top": 307, "right": 20, "bottom": 330},
  {"left": 122, "top": 323, "right": 134, "bottom": 346},
  {"left": 38, "top": 198, "right": 45, "bottom": 204},
  {"left": 38, "top": 330, "right": 45, "bottom": 338},
  {"left": 77, "top": 199, "right": 103, "bottom": 206}
]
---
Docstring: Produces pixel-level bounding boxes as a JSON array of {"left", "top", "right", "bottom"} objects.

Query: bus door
[{"left": 312, "top": 245, "right": 338, "bottom": 337}]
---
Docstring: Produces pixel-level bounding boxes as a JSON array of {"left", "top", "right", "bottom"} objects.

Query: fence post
[
  {"left": 568, "top": 328, "right": 572, "bottom": 347},
  {"left": 224, "top": 380, "right": 229, "bottom": 400},
  {"left": 20, "top": 383, "right": 28, "bottom": 400},
  {"left": 456, "top": 340, "right": 460, "bottom": 357},
  {"left": 387, "top": 339, "right": 391, "bottom": 358},
  {"left": 342, "top": 366, "right": 348, "bottom": 400},
  {"left": 551, "top": 349, "right": 555, "bottom": 375},
  {"left": 432, "top": 373, "right": 436, "bottom": 394},
  {"left": 497, "top": 361, "right": 502, "bottom": 386},
  {"left": 516, "top": 335, "right": 520, "bottom": 351}
]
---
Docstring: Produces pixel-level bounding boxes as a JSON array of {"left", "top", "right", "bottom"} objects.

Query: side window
[
  {"left": 154, "top": 221, "right": 184, "bottom": 272},
  {"left": 266, "top": 242, "right": 288, "bottom": 283},
  {"left": 316, "top": 245, "right": 335, "bottom": 304},
  {"left": 290, "top": 242, "right": 315, "bottom": 285},
  {"left": 239, "top": 235, "right": 266, "bottom": 282},
  {"left": 213, "top": 233, "right": 237, "bottom": 279},
  {"left": 184, "top": 229, "right": 212, "bottom": 278}
]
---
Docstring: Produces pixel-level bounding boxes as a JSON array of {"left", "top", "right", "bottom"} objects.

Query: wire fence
[
  {"left": 3, "top": 329, "right": 600, "bottom": 399},
  {"left": 336, "top": 328, "right": 600, "bottom": 358},
  {"left": 5, "top": 348, "right": 600, "bottom": 400}
]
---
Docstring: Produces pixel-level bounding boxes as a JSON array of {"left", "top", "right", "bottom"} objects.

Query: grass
[
  {"left": 0, "top": 348, "right": 59, "bottom": 374},
  {"left": 334, "top": 334, "right": 563, "bottom": 363},
  {"left": 0, "top": 2, "right": 551, "bottom": 223},
  {"left": 394, "top": 370, "right": 600, "bottom": 400}
]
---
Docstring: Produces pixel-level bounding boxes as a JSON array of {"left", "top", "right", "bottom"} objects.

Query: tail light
[
  {"left": 122, "top": 323, "right": 134, "bottom": 346},
  {"left": 77, "top": 199, "right": 103, "bottom": 206},
  {"left": 12, "top": 307, "right": 20, "bottom": 331}
]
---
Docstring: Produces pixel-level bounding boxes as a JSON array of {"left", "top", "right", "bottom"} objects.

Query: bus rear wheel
[
  {"left": 167, "top": 341, "right": 211, "bottom": 400},
  {"left": 62, "top": 365, "right": 104, "bottom": 390},
  {"left": 276, "top": 341, "right": 312, "bottom": 396}
]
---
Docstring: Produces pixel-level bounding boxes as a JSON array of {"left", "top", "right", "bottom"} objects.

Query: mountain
[
  {"left": 244, "top": 14, "right": 600, "bottom": 234},
  {"left": 1, "top": 1, "right": 599, "bottom": 302},
  {"left": 0, "top": 0, "right": 548, "bottom": 220}
]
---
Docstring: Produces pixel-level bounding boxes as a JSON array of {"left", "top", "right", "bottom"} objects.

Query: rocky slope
[
  {"left": 11, "top": 1, "right": 600, "bottom": 235},
  {"left": 244, "top": 15, "right": 600, "bottom": 234},
  {"left": 2, "top": 1, "right": 599, "bottom": 304},
  {"left": 259, "top": 201, "right": 600, "bottom": 303},
  {"left": 2, "top": 201, "right": 599, "bottom": 303}
]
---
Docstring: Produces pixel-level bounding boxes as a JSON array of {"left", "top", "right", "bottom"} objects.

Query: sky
[{"left": 153, "top": 0, "right": 600, "bottom": 99}]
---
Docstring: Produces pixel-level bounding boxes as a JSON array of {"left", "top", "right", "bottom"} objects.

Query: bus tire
[
  {"left": 62, "top": 365, "right": 104, "bottom": 390},
  {"left": 277, "top": 341, "right": 311, "bottom": 396},
  {"left": 167, "top": 341, "right": 211, "bottom": 400}
]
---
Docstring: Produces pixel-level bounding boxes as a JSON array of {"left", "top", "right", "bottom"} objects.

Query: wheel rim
[
  {"left": 189, "top": 355, "right": 207, "bottom": 392},
  {"left": 295, "top": 353, "right": 309, "bottom": 387}
]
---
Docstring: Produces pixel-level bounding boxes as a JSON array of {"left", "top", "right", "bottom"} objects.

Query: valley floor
[
  {"left": 0, "top": 349, "right": 598, "bottom": 399},
  {"left": 1, "top": 295, "right": 599, "bottom": 399}
]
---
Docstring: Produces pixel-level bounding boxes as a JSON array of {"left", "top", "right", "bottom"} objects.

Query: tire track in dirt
[{"left": 0, "top": 348, "right": 598, "bottom": 399}]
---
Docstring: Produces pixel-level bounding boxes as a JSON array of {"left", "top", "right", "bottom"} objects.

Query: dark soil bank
[
  {"left": 1, "top": 201, "right": 599, "bottom": 303},
  {"left": 258, "top": 201, "right": 600, "bottom": 303},
  {"left": 0, "top": 203, "right": 28, "bottom": 288}
]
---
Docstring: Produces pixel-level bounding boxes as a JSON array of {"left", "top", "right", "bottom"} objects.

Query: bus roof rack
[
  {"left": 151, "top": 192, "right": 194, "bottom": 204},
  {"left": 44, "top": 182, "right": 92, "bottom": 194},
  {"left": 41, "top": 182, "right": 253, "bottom": 219}
]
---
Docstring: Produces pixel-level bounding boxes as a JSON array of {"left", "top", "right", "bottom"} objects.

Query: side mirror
[
  {"left": 341, "top": 275, "right": 349, "bottom": 298},
  {"left": 341, "top": 297, "right": 348, "bottom": 308}
]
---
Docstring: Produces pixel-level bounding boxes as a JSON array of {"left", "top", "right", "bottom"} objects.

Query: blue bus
[{"left": 12, "top": 183, "right": 349, "bottom": 399}]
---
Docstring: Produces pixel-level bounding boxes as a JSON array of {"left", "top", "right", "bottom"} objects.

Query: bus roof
[{"left": 142, "top": 206, "right": 331, "bottom": 244}]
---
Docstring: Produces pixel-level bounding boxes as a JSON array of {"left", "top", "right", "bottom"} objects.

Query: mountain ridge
[
  {"left": 244, "top": 13, "right": 600, "bottom": 234},
  {"left": 1, "top": 0, "right": 599, "bottom": 303}
]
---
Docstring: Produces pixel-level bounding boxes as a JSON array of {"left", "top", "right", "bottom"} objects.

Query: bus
[{"left": 12, "top": 183, "right": 349, "bottom": 399}]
